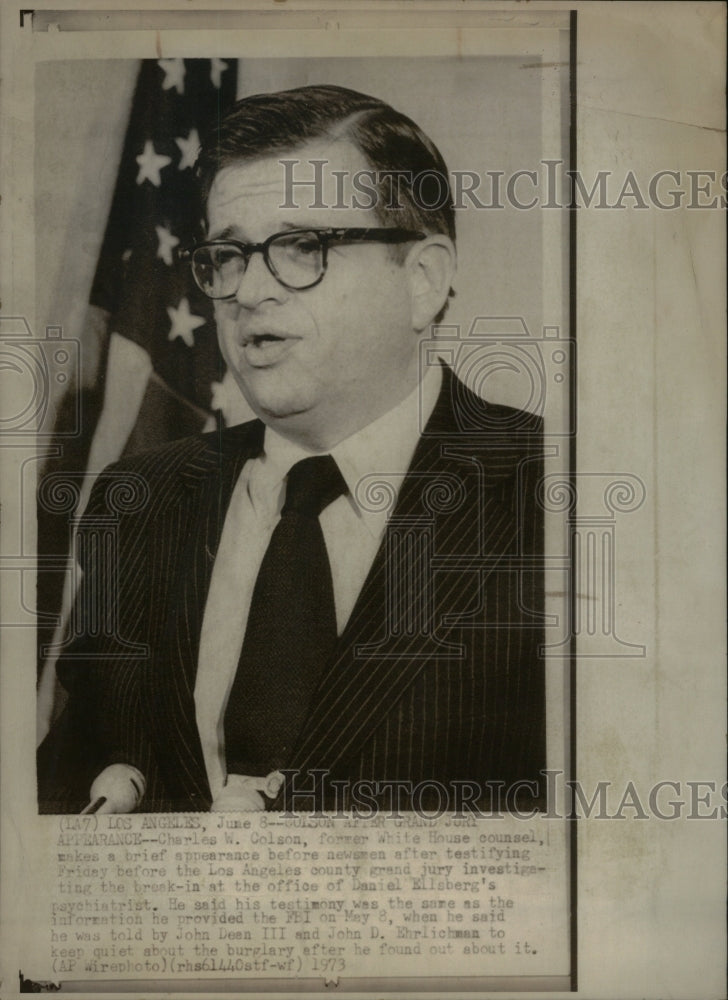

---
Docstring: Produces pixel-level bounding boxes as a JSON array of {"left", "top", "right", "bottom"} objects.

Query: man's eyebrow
[{"left": 208, "top": 221, "right": 317, "bottom": 241}]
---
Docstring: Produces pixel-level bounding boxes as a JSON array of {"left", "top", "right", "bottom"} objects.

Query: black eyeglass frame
[{"left": 179, "top": 227, "right": 427, "bottom": 297}]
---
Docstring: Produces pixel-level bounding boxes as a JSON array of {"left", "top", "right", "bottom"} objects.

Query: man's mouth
[
  {"left": 242, "top": 332, "right": 287, "bottom": 347},
  {"left": 239, "top": 331, "right": 296, "bottom": 366}
]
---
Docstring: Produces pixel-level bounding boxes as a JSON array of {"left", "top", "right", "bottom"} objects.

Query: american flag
[
  {"left": 90, "top": 57, "right": 241, "bottom": 450},
  {"left": 37, "top": 58, "right": 243, "bottom": 734}
]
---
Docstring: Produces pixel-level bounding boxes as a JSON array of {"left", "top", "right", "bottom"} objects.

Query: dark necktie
[{"left": 224, "top": 454, "right": 347, "bottom": 777}]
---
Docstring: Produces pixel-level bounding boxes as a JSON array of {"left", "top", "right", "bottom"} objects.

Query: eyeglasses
[{"left": 180, "top": 227, "right": 426, "bottom": 298}]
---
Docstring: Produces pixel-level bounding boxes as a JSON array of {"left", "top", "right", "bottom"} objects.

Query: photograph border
[{"left": 4, "top": 3, "right": 725, "bottom": 1000}]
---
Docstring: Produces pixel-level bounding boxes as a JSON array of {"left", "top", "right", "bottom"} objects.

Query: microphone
[{"left": 80, "top": 764, "right": 146, "bottom": 814}]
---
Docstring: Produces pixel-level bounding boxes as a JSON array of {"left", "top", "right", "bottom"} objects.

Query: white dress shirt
[{"left": 195, "top": 364, "right": 442, "bottom": 801}]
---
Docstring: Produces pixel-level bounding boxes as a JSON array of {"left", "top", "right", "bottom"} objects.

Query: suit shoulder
[
  {"left": 477, "top": 399, "right": 544, "bottom": 435},
  {"left": 102, "top": 432, "right": 209, "bottom": 477},
  {"left": 100, "top": 433, "right": 206, "bottom": 478},
  {"left": 83, "top": 420, "right": 262, "bottom": 517},
  {"left": 100, "top": 420, "right": 261, "bottom": 479},
  {"left": 446, "top": 373, "right": 544, "bottom": 439}
]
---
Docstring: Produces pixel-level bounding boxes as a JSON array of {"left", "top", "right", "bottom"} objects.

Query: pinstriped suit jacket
[{"left": 38, "top": 368, "right": 545, "bottom": 813}]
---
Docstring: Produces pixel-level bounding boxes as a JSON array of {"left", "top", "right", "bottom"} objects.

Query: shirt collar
[{"left": 251, "top": 363, "right": 443, "bottom": 537}]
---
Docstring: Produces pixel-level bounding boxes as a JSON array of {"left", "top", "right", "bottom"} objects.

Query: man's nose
[{"left": 233, "top": 251, "right": 286, "bottom": 309}]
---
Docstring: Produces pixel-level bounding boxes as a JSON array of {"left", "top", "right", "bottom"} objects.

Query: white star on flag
[
  {"left": 175, "top": 128, "right": 200, "bottom": 171},
  {"left": 135, "top": 140, "right": 172, "bottom": 187},
  {"left": 155, "top": 225, "right": 180, "bottom": 266},
  {"left": 210, "top": 370, "right": 253, "bottom": 426},
  {"left": 158, "top": 58, "right": 186, "bottom": 94},
  {"left": 210, "top": 59, "right": 229, "bottom": 89},
  {"left": 167, "top": 297, "right": 206, "bottom": 347}
]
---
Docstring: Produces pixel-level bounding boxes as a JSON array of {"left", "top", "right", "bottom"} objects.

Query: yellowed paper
[{"left": 0, "top": 3, "right": 725, "bottom": 999}]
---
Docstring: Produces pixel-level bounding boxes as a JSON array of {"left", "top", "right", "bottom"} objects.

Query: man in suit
[{"left": 38, "top": 85, "right": 545, "bottom": 814}]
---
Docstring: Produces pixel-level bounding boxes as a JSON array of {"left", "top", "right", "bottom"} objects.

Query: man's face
[{"left": 207, "top": 139, "right": 421, "bottom": 449}]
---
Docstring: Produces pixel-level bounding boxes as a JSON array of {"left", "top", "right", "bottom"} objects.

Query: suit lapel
[
  {"left": 146, "top": 421, "right": 264, "bottom": 808},
  {"left": 287, "top": 369, "right": 528, "bottom": 782}
]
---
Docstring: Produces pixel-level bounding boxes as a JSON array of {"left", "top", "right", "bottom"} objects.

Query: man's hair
[{"left": 194, "top": 84, "right": 456, "bottom": 246}]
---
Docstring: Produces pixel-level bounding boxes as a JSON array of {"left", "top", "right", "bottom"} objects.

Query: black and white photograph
[
  {"left": 34, "top": 49, "right": 570, "bottom": 821},
  {"left": 0, "top": 3, "right": 724, "bottom": 999}
]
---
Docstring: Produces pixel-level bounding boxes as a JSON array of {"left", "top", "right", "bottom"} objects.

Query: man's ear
[{"left": 406, "top": 235, "right": 457, "bottom": 332}]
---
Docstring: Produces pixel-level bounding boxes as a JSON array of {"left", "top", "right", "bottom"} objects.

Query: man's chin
[
  {"left": 231, "top": 373, "right": 308, "bottom": 420},
  {"left": 242, "top": 391, "right": 313, "bottom": 426}
]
